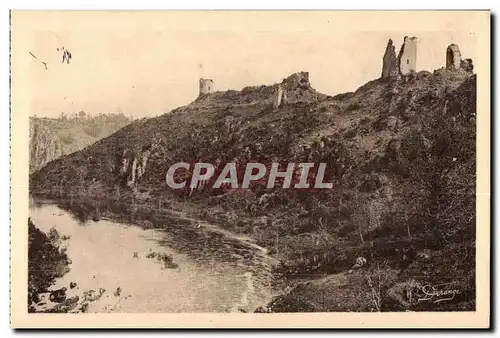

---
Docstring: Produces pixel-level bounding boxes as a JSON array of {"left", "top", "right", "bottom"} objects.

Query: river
[{"left": 29, "top": 199, "right": 276, "bottom": 313}]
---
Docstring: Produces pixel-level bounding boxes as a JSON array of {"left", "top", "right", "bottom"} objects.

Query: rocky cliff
[
  {"left": 29, "top": 115, "right": 132, "bottom": 173},
  {"left": 29, "top": 119, "right": 63, "bottom": 174}
]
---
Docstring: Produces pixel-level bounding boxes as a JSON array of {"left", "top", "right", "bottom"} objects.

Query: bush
[{"left": 28, "top": 218, "right": 70, "bottom": 306}]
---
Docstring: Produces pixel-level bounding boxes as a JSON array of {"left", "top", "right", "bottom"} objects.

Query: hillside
[
  {"left": 30, "top": 66, "right": 477, "bottom": 311},
  {"left": 29, "top": 113, "right": 132, "bottom": 173}
]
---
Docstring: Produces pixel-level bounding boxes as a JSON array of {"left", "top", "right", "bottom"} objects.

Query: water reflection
[{"left": 29, "top": 199, "right": 274, "bottom": 313}]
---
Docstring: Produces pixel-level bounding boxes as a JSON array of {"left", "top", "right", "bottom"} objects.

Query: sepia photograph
[{"left": 10, "top": 10, "right": 490, "bottom": 328}]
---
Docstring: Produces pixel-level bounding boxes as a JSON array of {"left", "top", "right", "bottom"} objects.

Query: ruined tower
[
  {"left": 397, "top": 36, "right": 418, "bottom": 75},
  {"left": 446, "top": 44, "right": 462, "bottom": 70},
  {"left": 199, "top": 78, "right": 214, "bottom": 97},
  {"left": 381, "top": 39, "right": 399, "bottom": 78}
]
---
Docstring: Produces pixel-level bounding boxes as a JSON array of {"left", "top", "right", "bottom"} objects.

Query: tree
[{"left": 78, "top": 110, "right": 86, "bottom": 118}]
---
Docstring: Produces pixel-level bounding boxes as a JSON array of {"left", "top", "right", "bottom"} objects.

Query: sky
[{"left": 12, "top": 11, "right": 482, "bottom": 118}]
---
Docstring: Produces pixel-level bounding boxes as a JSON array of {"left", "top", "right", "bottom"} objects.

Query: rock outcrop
[
  {"left": 29, "top": 119, "right": 62, "bottom": 174},
  {"left": 119, "top": 144, "right": 154, "bottom": 188},
  {"left": 29, "top": 115, "right": 132, "bottom": 174}
]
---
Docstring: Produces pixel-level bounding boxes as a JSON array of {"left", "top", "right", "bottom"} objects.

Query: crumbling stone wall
[
  {"left": 381, "top": 39, "right": 399, "bottom": 78},
  {"left": 273, "top": 84, "right": 287, "bottom": 112},
  {"left": 397, "top": 36, "right": 418, "bottom": 75},
  {"left": 283, "top": 72, "right": 310, "bottom": 90},
  {"left": 276, "top": 72, "right": 309, "bottom": 104},
  {"left": 199, "top": 78, "right": 214, "bottom": 97},
  {"left": 443, "top": 44, "right": 473, "bottom": 74},
  {"left": 446, "top": 44, "right": 462, "bottom": 70}
]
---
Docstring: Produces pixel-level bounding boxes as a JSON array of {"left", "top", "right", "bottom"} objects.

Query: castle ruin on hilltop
[
  {"left": 398, "top": 36, "right": 418, "bottom": 75},
  {"left": 199, "top": 78, "right": 214, "bottom": 97},
  {"left": 381, "top": 36, "right": 474, "bottom": 79},
  {"left": 381, "top": 39, "right": 399, "bottom": 77},
  {"left": 446, "top": 44, "right": 474, "bottom": 73},
  {"left": 446, "top": 44, "right": 462, "bottom": 69},
  {"left": 195, "top": 37, "right": 474, "bottom": 103},
  {"left": 381, "top": 36, "right": 418, "bottom": 77},
  {"left": 273, "top": 72, "right": 310, "bottom": 112}
]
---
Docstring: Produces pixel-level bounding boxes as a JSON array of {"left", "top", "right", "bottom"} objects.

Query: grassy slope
[{"left": 30, "top": 70, "right": 477, "bottom": 311}]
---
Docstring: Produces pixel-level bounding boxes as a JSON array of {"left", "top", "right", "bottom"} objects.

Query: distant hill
[
  {"left": 30, "top": 67, "right": 477, "bottom": 311},
  {"left": 29, "top": 113, "right": 133, "bottom": 173}
]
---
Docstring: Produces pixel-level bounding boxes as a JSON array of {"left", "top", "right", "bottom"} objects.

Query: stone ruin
[
  {"left": 199, "top": 78, "right": 214, "bottom": 97},
  {"left": 273, "top": 84, "right": 286, "bottom": 112},
  {"left": 446, "top": 44, "right": 474, "bottom": 73},
  {"left": 381, "top": 36, "right": 418, "bottom": 78},
  {"left": 381, "top": 39, "right": 399, "bottom": 77},
  {"left": 446, "top": 44, "right": 462, "bottom": 69},
  {"left": 283, "top": 71, "right": 310, "bottom": 90},
  {"left": 397, "top": 36, "right": 418, "bottom": 75},
  {"left": 272, "top": 72, "right": 310, "bottom": 112},
  {"left": 381, "top": 37, "right": 474, "bottom": 78}
]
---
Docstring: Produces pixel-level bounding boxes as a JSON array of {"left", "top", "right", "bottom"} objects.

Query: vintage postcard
[{"left": 10, "top": 10, "right": 490, "bottom": 328}]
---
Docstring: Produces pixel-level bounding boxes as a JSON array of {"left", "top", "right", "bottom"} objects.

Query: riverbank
[{"left": 29, "top": 216, "right": 130, "bottom": 313}]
